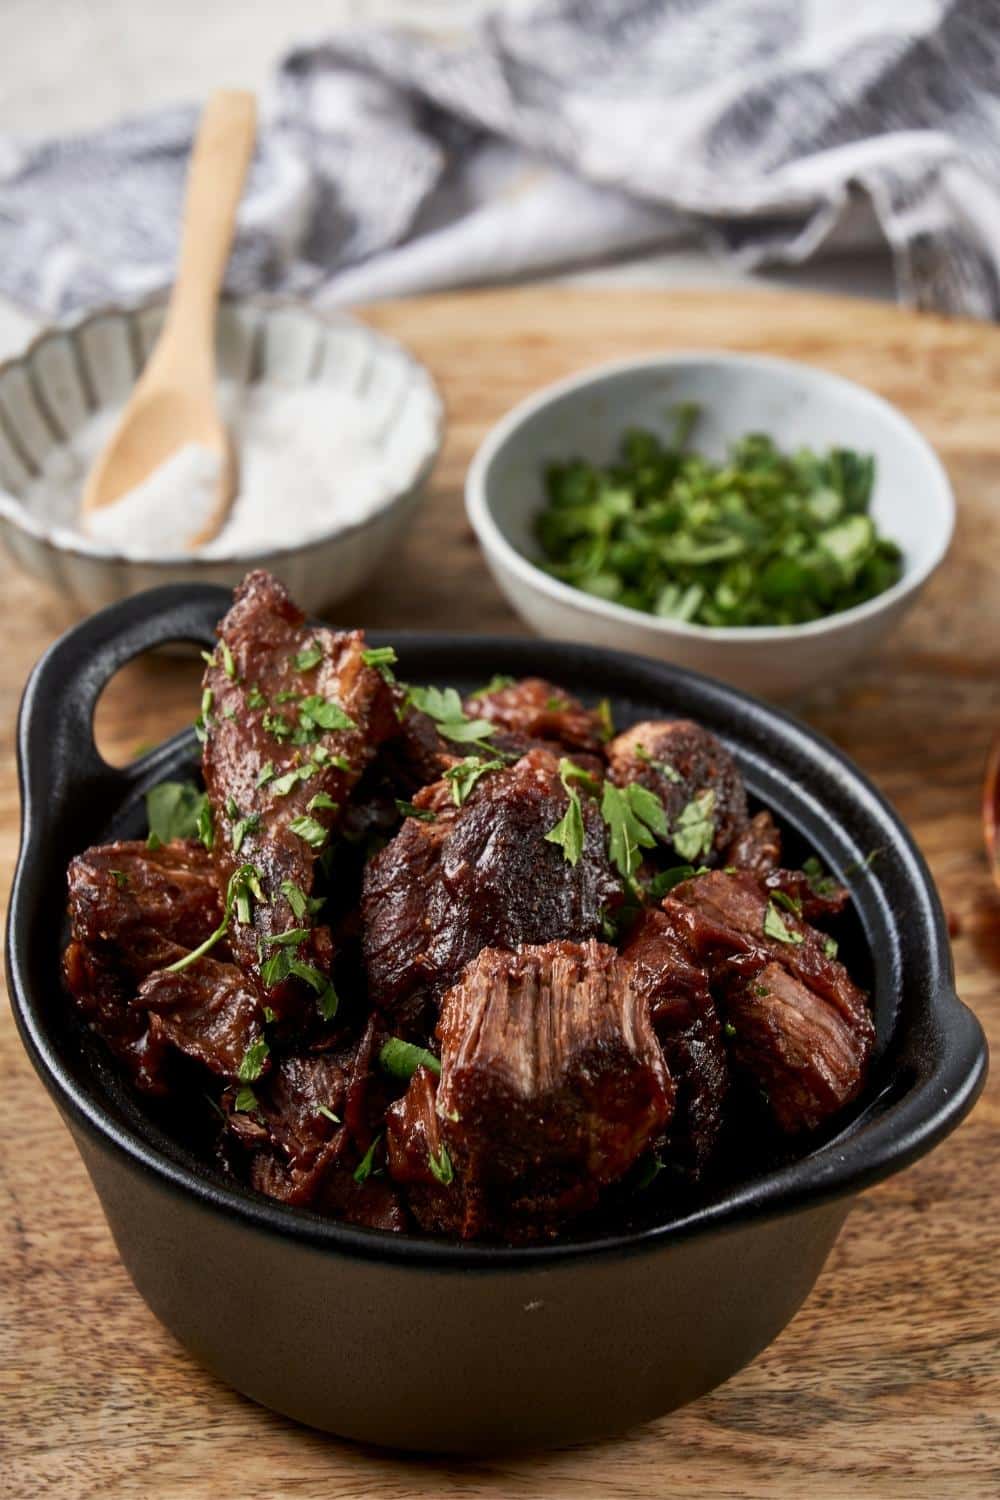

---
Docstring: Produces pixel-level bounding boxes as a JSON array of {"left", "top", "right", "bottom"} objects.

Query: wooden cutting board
[{"left": 2, "top": 286, "right": 998, "bottom": 1499}]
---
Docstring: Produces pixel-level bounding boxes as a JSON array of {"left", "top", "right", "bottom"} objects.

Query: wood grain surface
[{"left": 2, "top": 286, "right": 998, "bottom": 1499}]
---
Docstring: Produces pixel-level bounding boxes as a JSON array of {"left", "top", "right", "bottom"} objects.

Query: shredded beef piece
[
  {"left": 621, "top": 909, "right": 728, "bottom": 1176},
  {"left": 387, "top": 940, "right": 673, "bottom": 1242},
  {"left": 725, "top": 810, "right": 782, "bottom": 875},
  {"left": 463, "top": 677, "right": 607, "bottom": 755},
  {"left": 664, "top": 870, "right": 874, "bottom": 1132},
  {"left": 138, "top": 958, "right": 263, "bottom": 1083},
  {"left": 63, "top": 839, "right": 225, "bottom": 1091},
  {"left": 362, "top": 749, "right": 622, "bottom": 1028},
  {"left": 223, "top": 1047, "right": 407, "bottom": 1230},
  {"left": 201, "top": 570, "right": 396, "bottom": 1013},
  {"left": 607, "top": 720, "right": 748, "bottom": 860}
]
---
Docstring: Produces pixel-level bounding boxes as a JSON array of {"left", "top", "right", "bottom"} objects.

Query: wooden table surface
[{"left": 2, "top": 287, "right": 998, "bottom": 1498}]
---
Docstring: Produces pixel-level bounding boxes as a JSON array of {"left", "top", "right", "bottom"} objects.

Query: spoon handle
[{"left": 154, "top": 90, "right": 257, "bottom": 372}]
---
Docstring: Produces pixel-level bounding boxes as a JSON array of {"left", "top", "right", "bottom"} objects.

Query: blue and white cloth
[{"left": 1, "top": 0, "right": 998, "bottom": 318}]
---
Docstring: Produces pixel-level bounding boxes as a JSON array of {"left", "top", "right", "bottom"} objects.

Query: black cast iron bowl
[{"left": 7, "top": 583, "right": 988, "bottom": 1453}]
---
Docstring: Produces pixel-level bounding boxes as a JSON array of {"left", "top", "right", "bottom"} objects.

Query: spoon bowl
[{"left": 80, "top": 90, "right": 255, "bottom": 548}]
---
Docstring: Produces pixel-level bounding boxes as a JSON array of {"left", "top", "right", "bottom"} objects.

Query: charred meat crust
[
  {"left": 361, "top": 748, "right": 623, "bottom": 1025},
  {"left": 607, "top": 719, "right": 748, "bottom": 860},
  {"left": 463, "top": 677, "right": 608, "bottom": 755}
]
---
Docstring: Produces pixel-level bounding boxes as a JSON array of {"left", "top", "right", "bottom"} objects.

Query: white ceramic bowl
[
  {"left": 0, "top": 293, "right": 443, "bottom": 616},
  {"left": 466, "top": 353, "right": 955, "bottom": 699}
]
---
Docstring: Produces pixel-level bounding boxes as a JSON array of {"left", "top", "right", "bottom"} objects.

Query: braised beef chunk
[
  {"left": 622, "top": 910, "right": 728, "bottom": 1176},
  {"left": 362, "top": 749, "right": 622, "bottom": 1027},
  {"left": 138, "top": 958, "right": 263, "bottom": 1083},
  {"left": 725, "top": 810, "right": 782, "bottom": 875},
  {"left": 222, "top": 1048, "right": 407, "bottom": 1230},
  {"left": 464, "top": 677, "right": 607, "bottom": 755},
  {"left": 201, "top": 570, "right": 396, "bottom": 1010},
  {"left": 61, "top": 569, "right": 878, "bottom": 1243},
  {"left": 388, "top": 941, "right": 673, "bottom": 1242},
  {"left": 607, "top": 720, "right": 748, "bottom": 861},
  {"left": 63, "top": 840, "right": 225, "bottom": 1091},
  {"left": 664, "top": 870, "right": 874, "bottom": 1133}
]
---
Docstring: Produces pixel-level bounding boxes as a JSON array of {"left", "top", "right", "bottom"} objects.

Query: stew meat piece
[
  {"left": 63, "top": 839, "right": 228, "bottom": 1091},
  {"left": 223, "top": 1048, "right": 407, "bottom": 1230},
  {"left": 362, "top": 749, "right": 623, "bottom": 1030},
  {"left": 607, "top": 720, "right": 748, "bottom": 861},
  {"left": 621, "top": 909, "right": 729, "bottom": 1176},
  {"left": 201, "top": 569, "right": 397, "bottom": 1014},
  {"left": 386, "top": 940, "right": 674, "bottom": 1241},
  {"left": 664, "top": 870, "right": 874, "bottom": 1132},
  {"left": 462, "top": 677, "right": 608, "bottom": 755}
]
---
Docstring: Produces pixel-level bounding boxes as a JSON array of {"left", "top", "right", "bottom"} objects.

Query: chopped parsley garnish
[
  {"left": 225, "top": 803, "right": 260, "bottom": 854},
  {"left": 536, "top": 415, "right": 901, "bottom": 627},
  {"left": 443, "top": 755, "right": 505, "bottom": 806},
  {"left": 600, "top": 780, "right": 667, "bottom": 883},
  {"left": 196, "top": 799, "right": 214, "bottom": 851},
  {"left": 379, "top": 1037, "right": 442, "bottom": 1082},
  {"left": 257, "top": 761, "right": 276, "bottom": 788},
  {"left": 307, "top": 791, "right": 338, "bottom": 813},
  {"left": 260, "top": 927, "right": 313, "bottom": 948},
  {"left": 288, "top": 815, "right": 328, "bottom": 850},
  {"left": 544, "top": 757, "right": 593, "bottom": 866},
  {"left": 270, "top": 763, "right": 317, "bottom": 797},
  {"left": 274, "top": 689, "right": 301, "bottom": 704},
  {"left": 763, "top": 900, "right": 805, "bottom": 945},
  {"left": 297, "top": 694, "right": 356, "bottom": 734},
  {"left": 163, "top": 864, "right": 262, "bottom": 975},
  {"left": 724, "top": 1021, "right": 737, "bottom": 1038},
  {"left": 645, "top": 863, "right": 709, "bottom": 899},
  {"left": 279, "top": 879, "right": 324, "bottom": 921},
  {"left": 233, "top": 1086, "right": 258, "bottom": 1113},
  {"left": 770, "top": 888, "right": 802, "bottom": 916},
  {"left": 405, "top": 684, "right": 495, "bottom": 746},
  {"left": 635, "top": 744, "right": 682, "bottom": 783},
  {"left": 545, "top": 696, "right": 567, "bottom": 711},
  {"left": 428, "top": 1144, "right": 454, "bottom": 1187},
  {"left": 823, "top": 935, "right": 839, "bottom": 959},
  {"left": 246, "top": 684, "right": 267, "bottom": 711},
  {"left": 671, "top": 789, "right": 716, "bottom": 862},
  {"left": 263, "top": 711, "right": 293, "bottom": 741},
  {"left": 109, "top": 869, "right": 128, "bottom": 889},
  {"left": 220, "top": 640, "right": 237, "bottom": 679},
  {"left": 595, "top": 698, "right": 615, "bottom": 741},
  {"left": 468, "top": 673, "right": 515, "bottom": 699},
  {"left": 353, "top": 1134, "right": 382, "bottom": 1185},
  {"left": 635, "top": 1152, "right": 664, "bottom": 1189},
  {"left": 802, "top": 854, "right": 838, "bottom": 897},
  {"left": 361, "top": 645, "right": 398, "bottom": 683},
  {"left": 237, "top": 1036, "right": 270, "bottom": 1083},
  {"left": 317, "top": 1104, "right": 341, "bottom": 1125},
  {"left": 146, "top": 780, "right": 211, "bottom": 849},
  {"left": 395, "top": 799, "right": 436, "bottom": 822},
  {"left": 293, "top": 641, "right": 324, "bottom": 672}
]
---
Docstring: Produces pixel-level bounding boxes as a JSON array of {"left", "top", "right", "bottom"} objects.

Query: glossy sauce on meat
[{"left": 62, "top": 569, "right": 877, "bottom": 1244}]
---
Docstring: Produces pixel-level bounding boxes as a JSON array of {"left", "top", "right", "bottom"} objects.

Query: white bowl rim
[
  {"left": 465, "top": 348, "right": 956, "bottom": 645},
  {"left": 0, "top": 290, "right": 445, "bottom": 569}
]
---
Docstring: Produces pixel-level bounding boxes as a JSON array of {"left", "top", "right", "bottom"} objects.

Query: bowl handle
[{"left": 16, "top": 583, "right": 230, "bottom": 815}]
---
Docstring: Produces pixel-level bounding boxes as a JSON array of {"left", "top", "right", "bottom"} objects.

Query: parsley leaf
[
  {"left": 671, "top": 789, "right": 716, "bottom": 862},
  {"left": 353, "top": 1134, "right": 382, "bottom": 1185},
  {"left": 298, "top": 694, "right": 357, "bottom": 734},
  {"left": 293, "top": 641, "right": 324, "bottom": 672},
  {"left": 288, "top": 815, "right": 328, "bottom": 850},
  {"left": 443, "top": 755, "right": 505, "bottom": 806},
  {"left": 468, "top": 674, "right": 515, "bottom": 699},
  {"left": 645, "top": 863, "right": 709, "bottom": 898},
  {"left": 279, "top": 880, "right": 324, "bottom": 921},
  {"left": 406, "top": 683, "right": 496, "bottom": 746},
  {"left": 600, "top": 780, "right": 665, "bottom": 882},
  {"left": 763, "top": 900, "right": 805, "bottom": 945},
  {"left": 237, "top": 1036, "right": 269, "bottom": 1083},
  {"left": 379, "top": 1037, "right": 443, "bottom": 1082},
  {"left": 163, "top": 864, "right": 262, "bottom": 975},
  {"left": 428, "top": 1144, "right": 454, "bottom": 1187},
  {"left": 317, "top": 1104, "right": 340, "bottom": 1125},
  {"left": 544, "top": 757, "right": 592, "bottom": 866},
  {"left": 220, "top": 640, "right": 237, "bottom": 680},
  {"left": 146, "top": 780, "right": 210, "bottom": 847},
  {"left": 307, "top": 791, "right": 338, "bottom": 813},
  {"left": 635, "top": 743, "right": 682, "bottom": 783},
  {"left": 361, "top": 646, "right": 398, "bottom": 683},
  {"left": 233, "top": 1086, "right": 258, "bottom": 1113},
  {"left": 395, "top": 799, "right": 436, "bottom": 822}
]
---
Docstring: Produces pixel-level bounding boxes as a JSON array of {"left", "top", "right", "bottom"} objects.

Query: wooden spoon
[{"left": 81, "top": 90, "right": 257, "bottom": 547}]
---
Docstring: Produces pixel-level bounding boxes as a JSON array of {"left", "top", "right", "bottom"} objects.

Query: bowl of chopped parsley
[{"left": 466, "top": 353, "right": 954, "bottom": 698}]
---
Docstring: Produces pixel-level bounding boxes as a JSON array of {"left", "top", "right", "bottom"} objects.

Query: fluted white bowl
[
  {"left": 466, "top": 352, "right": 955, "bottom": 700},
  {"left": 0, "top": 293, "right": 443, "bottom": 616}
]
